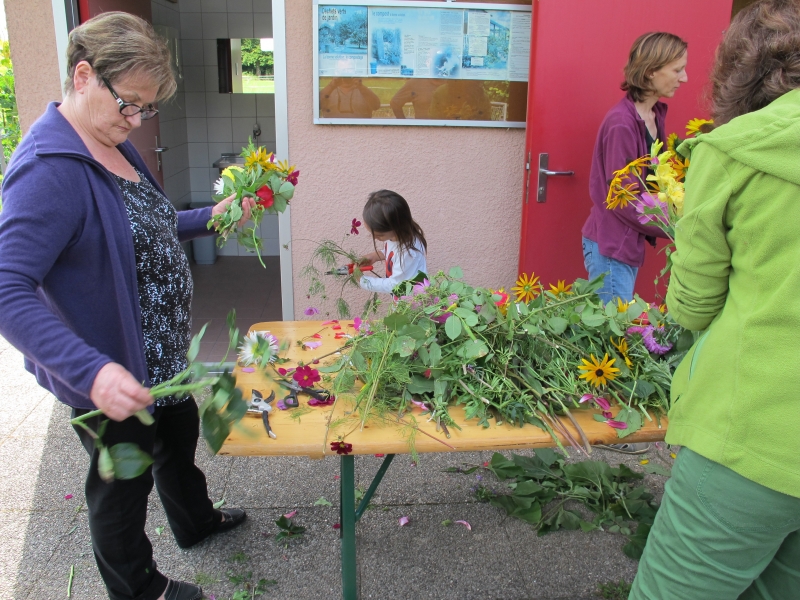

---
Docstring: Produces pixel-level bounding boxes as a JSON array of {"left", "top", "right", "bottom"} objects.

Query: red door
[
  {"left": 79, "top": 0, "right": 165, "bottom": 187},
  {"left": 518, "top": 0, "right": 732, "bottom": 301}
]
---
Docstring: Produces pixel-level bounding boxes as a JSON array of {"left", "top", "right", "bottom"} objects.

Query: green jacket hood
[{"left": 678, "top": 89, "right": 800, "bottom": 186}]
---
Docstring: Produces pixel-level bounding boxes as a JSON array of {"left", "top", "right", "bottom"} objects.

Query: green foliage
[
  {"left": 240, "top": 38, "right": 273, "bottom": 76},
  {"left": 323, "top": 270, "right": 687, "bottom": 452},
  {"left": 0, "top": 41, "right": 20, "bottom": 181},
  {"left": 301, "top": 238, "right": 365, "bottom": 318},
  {"left": 475, "top": 450, "right": 659, "bottom": 559},
  {"left": 596, "top": 579, "right": 632, "bottom": 600},
  {"left": 275, "top": 514, "right": 306, "bottom": 542}
]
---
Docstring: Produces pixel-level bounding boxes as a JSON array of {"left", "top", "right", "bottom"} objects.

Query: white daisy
[
  {"left": 238, "top": 331, "right": 279, "bottom": 366},
  {"left": 213, "top": 177, "right": 225, "bottom": 195}
]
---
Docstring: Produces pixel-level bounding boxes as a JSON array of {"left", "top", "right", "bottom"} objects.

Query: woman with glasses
[{"left": 0, "top": 12, "right": 253, "bottom": 600}]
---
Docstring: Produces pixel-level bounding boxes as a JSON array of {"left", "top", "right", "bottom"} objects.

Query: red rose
[{"left": 256, "top": 185, "right": 274, "bottom": 208}]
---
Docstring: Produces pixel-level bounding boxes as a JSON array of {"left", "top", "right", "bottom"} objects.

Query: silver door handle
[
  {"left": 155, "top": 136, "right": 169, "bottom": 172},
  {"left": 537, "top": 153, "right": 574, "bottom": 203}
]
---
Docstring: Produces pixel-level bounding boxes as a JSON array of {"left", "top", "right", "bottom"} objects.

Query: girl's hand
[
  {"left": 212, "top": 193, "right": 256, "bottom": 227},
  {"left": 359, "top": 251, "right": 381, "bottom": 266}
]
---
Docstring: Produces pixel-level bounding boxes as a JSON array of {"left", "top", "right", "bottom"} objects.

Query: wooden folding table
[{"left": 221, "top": 321, "right": 668, "bottom": 600}]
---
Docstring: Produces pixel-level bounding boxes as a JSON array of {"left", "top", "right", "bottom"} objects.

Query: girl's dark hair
[
  {"left": 710, "top": 0, "right": 800, "bottom": 125},
  {"left": 621, "top": 32, "right": 687, "bottom": 102},
  {"left": 363, "top": 190, "right": 427, "bottom": 257}
]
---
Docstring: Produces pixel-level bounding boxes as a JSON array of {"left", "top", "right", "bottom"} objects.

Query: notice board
[{"left": 313, "top": 1, "right": 532, "bottom": 127}]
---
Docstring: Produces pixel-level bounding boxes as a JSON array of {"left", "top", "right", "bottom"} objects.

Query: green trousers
[{"left": 630, "top": 448, "right": 800, "bottom": 600}]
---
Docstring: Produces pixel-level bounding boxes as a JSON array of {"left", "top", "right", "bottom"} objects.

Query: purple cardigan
[
  {"left": 0, "top": 103, "right": 213, "bottom": 409},
  {"left": 581, "top": 95, "right": 671, "bottom": 267}
]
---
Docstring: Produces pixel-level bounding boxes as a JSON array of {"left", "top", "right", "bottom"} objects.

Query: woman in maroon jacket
[{"left": 581, "top": 32, "right": 688, "bottom": 304}]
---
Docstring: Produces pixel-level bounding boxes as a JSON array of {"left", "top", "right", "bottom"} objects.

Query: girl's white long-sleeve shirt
[{"left": 359, "top": 239, "right": 427, "bottom": 294}]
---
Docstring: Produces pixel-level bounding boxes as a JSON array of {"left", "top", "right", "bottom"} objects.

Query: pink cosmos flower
[
  {"left": 412, "top": 278, "right": 431, "bottom": 296},
  {"left": 399, "top": 516, "right": 410, "bottom": 526},
  {"left": 350, "top": 218, "right": 361, "bottom": 235},
  {"left": 635, "top": 193, "right": 669, "bottom": 226},
  {"left": 303, "top": 340, "right": 322, "bottom": 350},
  {"left": 606, "top": 420, "right": 628, "bottom": 429},
  {"left": 304, "top": 306, "right": 319, "bottom": 316},
  {"left": 293, "top": 365, "right": 321, "bottom": 387}
]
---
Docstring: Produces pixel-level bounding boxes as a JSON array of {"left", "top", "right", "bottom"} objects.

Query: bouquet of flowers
[
  {"left": 605, "top": 118, "right": 713, "bottom": 278},
  {"left": 211, "top": 140, "right": 299, "bottom": 267}
]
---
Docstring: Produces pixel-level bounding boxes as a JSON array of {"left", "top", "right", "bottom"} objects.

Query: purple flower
[
  {"left": 412, "top": 278, "right": 431, "bottom": 296},
  {"left": 593, "top": 396, "right": 611, "bottom": 411},
  {"left": 431, "top": 312, "right": 452, "bottom": 324},
  {"left": 448, "top": 294, "right": 459, "bottom": 302},
  {"left": 642, "top": 326, "right": 673, "bottom": 355},
  {"left": 635, "top": 193, "right": 669, "bottom": 226},
  {"left": 627, "top": 325, "right": 647, "bottom": 336},
  {"left": 303, "top": 340, "right": 322, "bottom": 350},
  {"left": 350, "top": 218, "right": 361, "bottom": 235},
  {"left": 304, "top": 306, "right": 319, "bottom": 316},
  {"left": 606, "top": 420, "right": 628, "bottom": 429}
]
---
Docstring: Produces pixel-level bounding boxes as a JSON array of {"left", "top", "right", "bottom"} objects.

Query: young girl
[{"left": 357, "top": 189, "right": 427, "bottom": 294}]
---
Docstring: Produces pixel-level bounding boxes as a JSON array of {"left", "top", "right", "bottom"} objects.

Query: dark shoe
[
  {"left": 594, "top": 442, "right": 651, "bottom": 455},
  {"left": 214, "top": 507, "right": 247, "bottom": 534},
  {"left": 163, "top": 579, "right": 202, "bottom": 600}
]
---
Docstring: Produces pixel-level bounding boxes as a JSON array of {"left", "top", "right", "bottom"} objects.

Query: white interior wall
[
  {"left": 150, "top": 0, "right": 279, "bottom": 257},
  {"left": 178, "top": 0, "right": 279, "bottom": 257}
]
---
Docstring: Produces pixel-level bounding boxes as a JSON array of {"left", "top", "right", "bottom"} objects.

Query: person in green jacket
[{"left": 630, "top": 1, "right": 800, "bottom": 598}]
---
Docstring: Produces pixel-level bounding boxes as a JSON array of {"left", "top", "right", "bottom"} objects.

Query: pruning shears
[
  {"left": 247, "top": 389, "right": 277, "bottom": 439},
  {"left": 325, "top": 263, "right": 374, "bottom": 276},
  {"left": 278, "top": 379, "right": 332, "bottom": 407}
]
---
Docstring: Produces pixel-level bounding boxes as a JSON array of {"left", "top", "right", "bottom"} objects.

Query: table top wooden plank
[{"left": 220, "top": 321, "right": 668, "bottom": 459}]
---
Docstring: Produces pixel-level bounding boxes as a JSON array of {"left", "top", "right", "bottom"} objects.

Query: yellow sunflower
[
  {"left": 666, "top": 132, "right": 679, "bottom": 153},
  {"left": 548, "top": 280, "right": 573, "bottom": 296},
  {"left": 512, "top": 272, "right": 540, "bottom": 303},
  {"left": 578, "top": 354, "right": 620, "bottom": 388},
  {"left": 245, "top": 147, "right": 276, "bottom": 171},
  {"left": 685, "top": 118, "right": 714, "bottom": 137}
]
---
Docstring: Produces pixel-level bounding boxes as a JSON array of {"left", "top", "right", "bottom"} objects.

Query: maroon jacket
[{"left": 581, "top": 94, "right": 670, "bottom": 267}]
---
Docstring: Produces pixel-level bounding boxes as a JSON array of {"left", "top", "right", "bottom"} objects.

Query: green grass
[
  {"left": 242, "top": 75, "right": 274, "bottom": 94},
  {"left": 596, "top": 579, "right": 632, "bottom": 599}
]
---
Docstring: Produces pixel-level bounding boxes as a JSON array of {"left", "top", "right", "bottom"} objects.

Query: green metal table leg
[
  {"left": 340, "top": 455, "right": 357, "bottom": 600},
  {"left": 355, "top": 454, "right": 395, "bottom": 522}
]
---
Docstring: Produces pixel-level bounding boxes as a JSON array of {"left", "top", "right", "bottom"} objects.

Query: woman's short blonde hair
[
  {"left": 621, "top": 32, "right": 688, "bottom": 102},
  {"left": 64, "top": 12, "right": 176, "bottom": 102}
]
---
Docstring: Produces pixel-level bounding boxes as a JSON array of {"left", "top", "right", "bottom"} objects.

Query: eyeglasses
[{"left": 102, "top": 77, "right": 158, "bottom": 120}]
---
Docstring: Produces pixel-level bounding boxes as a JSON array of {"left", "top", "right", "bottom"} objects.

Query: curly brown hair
[{"left": 711, "top": 0, "right": 800, "bottom": 125}]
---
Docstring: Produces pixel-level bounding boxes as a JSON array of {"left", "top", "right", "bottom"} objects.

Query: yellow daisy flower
[
  {"left": 549, "top": 280, "right": 573, "bottom": 296},
  {"left": 685, "top": 118, "right": 714, "bottom": 137},
  {"left": 615, "top": 298, "right": 632, "bottom": 313},
  {"left": 512, "top": 272, "right": 540, "bottom": 303},
  {"left": 610, "top": 336, "right": 634, "bottom": 368},
  {"left": 577, "top": 353, "right": 620, "bottom": 388},
  {"left": 245, "top": 147, "right": 276, "bottom": 170}
]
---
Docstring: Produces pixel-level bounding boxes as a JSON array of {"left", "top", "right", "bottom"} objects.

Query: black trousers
[{"left": 73, "top": 398, "right": 216, "bottom": 600}]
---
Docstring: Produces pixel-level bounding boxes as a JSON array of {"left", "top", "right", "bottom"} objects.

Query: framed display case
[{"left": 313, "top": 0, "right": 532, "bottom": 127}]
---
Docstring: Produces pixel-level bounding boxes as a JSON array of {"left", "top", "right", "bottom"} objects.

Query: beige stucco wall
[
  {"left": 4, "top": 0, "right": 63, "bottom": 133},
  {"left": 286, "top": 0, "right": 525, "bottom": 318}
]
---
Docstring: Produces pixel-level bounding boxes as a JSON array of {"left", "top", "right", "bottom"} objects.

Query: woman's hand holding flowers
[{"left": 212, "top": 192, "right": 255, "bottom": 227}]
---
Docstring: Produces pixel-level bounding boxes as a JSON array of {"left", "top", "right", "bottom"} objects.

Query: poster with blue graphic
[
  {"left": 368, "top": 8, "right": 463, "bottom": 78},
  {"left": 318, "top": 5, "right": 369, "bottom": 76}
]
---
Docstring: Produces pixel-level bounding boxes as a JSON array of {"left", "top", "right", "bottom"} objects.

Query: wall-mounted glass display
[{"left": 313, "top": 1, "right": 532, "bottom": 127}]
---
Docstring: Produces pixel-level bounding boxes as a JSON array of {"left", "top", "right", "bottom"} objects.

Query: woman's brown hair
[
  {"left": 64, "top": 11, "right": 176, "bottom": 102},
  {"left": 622, "top": 32, "right": 688, "bottom": 102},
  {"left": 363, "top": 190, "right": 427, "bottom": 258},
  {"left": 710, "top": 0, "right": 800, "bottom": 125}
]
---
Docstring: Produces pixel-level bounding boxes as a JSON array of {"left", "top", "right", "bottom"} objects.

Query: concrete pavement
[{"left": 0, "top": 334, "right": 670, "bottom": 599}]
